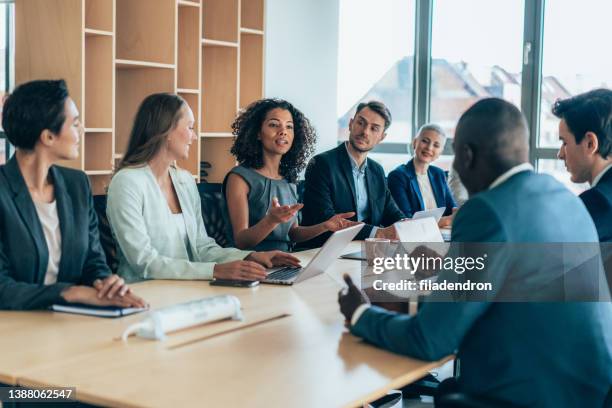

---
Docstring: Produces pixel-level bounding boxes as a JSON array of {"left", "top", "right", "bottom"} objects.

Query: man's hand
[
  {"left": 323, "top": 212, "right": 359, "bottom": 232},
  {"left": 245, "top": 251, "right": 301, "bottom": 268},
  {"left": 338, "top": 274, "right": 370, "bottom": 326},
  {"left": 375, "top": 224, "right": 399, "bottom": 241}
]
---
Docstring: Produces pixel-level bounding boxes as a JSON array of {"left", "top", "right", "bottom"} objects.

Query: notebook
[{"left": 50, "top": 303, "right": 147, "bottom": 318}]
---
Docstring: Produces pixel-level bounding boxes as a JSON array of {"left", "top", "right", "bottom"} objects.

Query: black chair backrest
[
  {"left": 93, "top": 195, "right": 118, "bottom": 274},
  {"left": 197, "top": 183, "right": 231, "bottom": 247},
  {"left": 296, "top": 179, "right": 305, "bottom": 203}
]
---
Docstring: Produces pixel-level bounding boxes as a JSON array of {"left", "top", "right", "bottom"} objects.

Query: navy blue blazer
[
  {"left": 387, "top": 160, "right": 456, "bottom": 218},
  {"left": 351, "top": 170, "right": 612, "bottom": 407},
  {"left": 0, "top": 157, "right": 110, "bottom": 310},
  {"left": 301, "top": 144, "right": 405, "bottom": 247},
  {"left": 580, "top": 168, "right": 612, "bottom": 243}
]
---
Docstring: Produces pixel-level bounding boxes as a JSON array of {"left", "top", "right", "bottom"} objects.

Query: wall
[{"left": 264, "top": 0, "right": 340, "bottom": 153}]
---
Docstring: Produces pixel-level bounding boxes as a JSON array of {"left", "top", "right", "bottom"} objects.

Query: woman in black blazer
[{"left": 0, "top": 80, "right": 146, "bottom": 310}]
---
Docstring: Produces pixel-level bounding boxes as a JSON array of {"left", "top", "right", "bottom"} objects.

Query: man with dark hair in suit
[
  {"left": 302, "top": 101, "right": 405, "bottom": 247},
  {"left": 338, "top": 98, "right": 612, "bottom": 407},
  {"left": 554, "top": 89, "right": 612, "bottom": 243}
]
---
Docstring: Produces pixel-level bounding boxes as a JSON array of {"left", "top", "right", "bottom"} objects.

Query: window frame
[
  {"left": 368, "top": 0, "right": 557, "bottom": 167},
  {"left": 1, "top": 0, "right": 13, "bottom": 163}
]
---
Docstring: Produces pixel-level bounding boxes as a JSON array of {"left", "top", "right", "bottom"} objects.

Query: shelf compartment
[
  {"left": 115, "top": 67, "right": 175, "bottom": 155},
  {"left": 241, "top": 0, "right": 264, "bottom": 31},
  {"left": 15, "top": 0, "right": 84, "bottom": 111},
  {"left": 202, "top": 0, "right": 238, "bottom": 43},
  {"left": 176, "top": 92, "right": 200, "bottom": 175},
  {"left": 116, "top": 0, "right": 175, "bottom": 65},
  {"left": 84, "top": 132, "right": 113, "bottom": 172},
  {"left": 239, "top": 32, "right": 264, "bottom": 109},
  {"left": 201, "top": 45, "right": 238, "bottom": 133},
  {"left": 178, "top": 5, "right": 200, "bottom": 90},
  {"left": 85, "top": 0, "right": 113, "bottom": 32},
  {"left": 89, "top": 174, "right": 112, "bottom": 195},
  {"left": 85, "top": 34, "right": 113, "bottom": 129},
  {"left": 200, "top": 137, "right": 236, "bottom": 183}
]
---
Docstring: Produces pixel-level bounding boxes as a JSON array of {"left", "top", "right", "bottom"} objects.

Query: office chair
[
  {"left": 197, "top": 182, "right": 231, "bottom": 247},
  {"left": 93, "top": 194, "right": 119, "bottom": 274}
]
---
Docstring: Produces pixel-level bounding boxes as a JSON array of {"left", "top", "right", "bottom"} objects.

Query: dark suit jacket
[
  {"left": 581, "top": 167, "right": 612, "bottom": 294},
  {"left": 351, "top": 170, "right": 612, "bottom": 407},
  {"left": 580, "top": 167, "right": 612, "bottom": 243},
  {"left": 301, "top": 144, "right": 405, "bottom": 247},
  {"left": 0, "top": 157, "right": 110, "bottom": 310},
  {"left": 387, "top": 159, "right": 456, "bottom": 217}
]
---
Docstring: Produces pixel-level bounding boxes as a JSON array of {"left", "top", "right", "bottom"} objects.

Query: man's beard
[{"left": 349, "top": 136, "right": 373, "bottom": 153}]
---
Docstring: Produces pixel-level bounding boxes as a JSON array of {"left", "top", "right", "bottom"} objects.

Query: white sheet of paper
[
  {"left": 394, "top": 217, "right": 444, "bottom": 243},
  {"left": 412, "top": 207, "right": 446, "bottom": 222}
]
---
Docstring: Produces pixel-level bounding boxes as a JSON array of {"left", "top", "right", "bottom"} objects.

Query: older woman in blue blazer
[
  {"left": 0, "top": 80, "right": 146, "bottom": 309},
  {"left": 388, "top": 124, "right": 456, "bottom": 227}
]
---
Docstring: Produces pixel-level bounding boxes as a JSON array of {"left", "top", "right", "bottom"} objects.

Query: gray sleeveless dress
[{"left": 223, "top": 166, "right": 299, "bottom": 251}]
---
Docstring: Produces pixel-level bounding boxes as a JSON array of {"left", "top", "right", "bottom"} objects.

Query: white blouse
[
  {"left": 33, "top": 200, "right": 62, "bottom": 285},
  {"left": 416, "top": 172, "right": 437, "bottom": 210}
]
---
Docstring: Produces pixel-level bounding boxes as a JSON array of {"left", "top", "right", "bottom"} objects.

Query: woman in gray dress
[{"left": 224, "top": 99, "right": 357, "bottom": 251}]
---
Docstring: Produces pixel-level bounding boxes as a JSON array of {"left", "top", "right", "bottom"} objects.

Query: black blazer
[
  {"left": 580, "top": 167, "right": 612, "bottom": 294},
  {"left": 0, "top": 156, "right": 110, "bottom": 310},
  {"left": 301, "top": 144, "right": 405, "bottom": 247},
  {"left": 580, "top": 167, "right": 612, "bottom": 243}
]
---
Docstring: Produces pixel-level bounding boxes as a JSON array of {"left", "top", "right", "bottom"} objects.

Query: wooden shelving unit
[{"left": 16, "top": 0, "right": 265, "bottom": 191}]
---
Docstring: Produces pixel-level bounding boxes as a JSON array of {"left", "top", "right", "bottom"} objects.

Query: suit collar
[
  {"left": 592, "top": 163, "right": 612, "bottom": 187},
  {"left": 4, "top": 156, "right": 49, "bottom": 282},
  {"left": 336, "top": 144, "right": 358, "bottom": 207},
  {"left": 50, "top": 166, "right": 75, "bottom": 278}
]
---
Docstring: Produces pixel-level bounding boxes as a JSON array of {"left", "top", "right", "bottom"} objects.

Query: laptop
[{"left": 264, "top": 224, "right": 364, "bottom": 285}]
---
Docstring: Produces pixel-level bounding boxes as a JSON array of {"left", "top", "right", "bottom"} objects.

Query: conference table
[{"left": 0, "top": 241, "right": 451, "bottom": 407}]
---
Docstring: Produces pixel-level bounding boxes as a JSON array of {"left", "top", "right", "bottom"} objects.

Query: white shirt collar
[
  {"left": 488, "top": 163, "right": 534, "bottom": 190},
  {"left": 592, "top": 163, "right": 612, "bottom": 187}
]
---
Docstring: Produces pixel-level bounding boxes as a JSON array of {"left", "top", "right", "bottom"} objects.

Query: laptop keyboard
[{"left": 266, "top": 266, "right": 303, "bottom": 281}]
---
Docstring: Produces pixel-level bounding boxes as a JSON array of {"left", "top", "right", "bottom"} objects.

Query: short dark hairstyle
[
  {"left": 2, "top": 79, "right": 69, "bottom": 150},
  {"left": 355, "top": 100, "right": 392, "bottom": 131},
  {"left": 456, "top": 98, "right": 528, "bottom": 170},
  {"left": 552, "top": 88, "right": 612, "bottom": 159},
  {"left": 230, "top": 98, "right": 317, "bottom": 183}
]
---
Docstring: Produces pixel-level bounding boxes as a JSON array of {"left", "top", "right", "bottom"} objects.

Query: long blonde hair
[{"left": 116, "top": 93, "right": 185, "bottom": 172}]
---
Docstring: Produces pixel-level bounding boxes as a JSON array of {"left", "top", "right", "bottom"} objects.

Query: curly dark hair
[{"left": 230, "top": 98, "right": 317, "bottom": 183}]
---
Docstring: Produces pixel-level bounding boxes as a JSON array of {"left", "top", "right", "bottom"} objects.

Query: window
[
  {"left": 535, "top": 0, "right": 612, "bottom": 191},
  {"left": 337, "top": 0, "right": 416, "bottom": 155},
  {"left": 0, "top": 1, "right": 14, "bottom": 165},
  {"left": 430, "top": 0, "right": 525, "bottom": 155}
]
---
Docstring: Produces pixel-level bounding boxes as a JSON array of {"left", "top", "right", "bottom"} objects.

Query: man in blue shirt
[{"left": 338, "top": 98, "right": 612, "bottom": 407}]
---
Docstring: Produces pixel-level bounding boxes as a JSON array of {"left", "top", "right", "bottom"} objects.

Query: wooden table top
[{"left": 2, "top": 242, "right": 450, "bottom": 407}]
